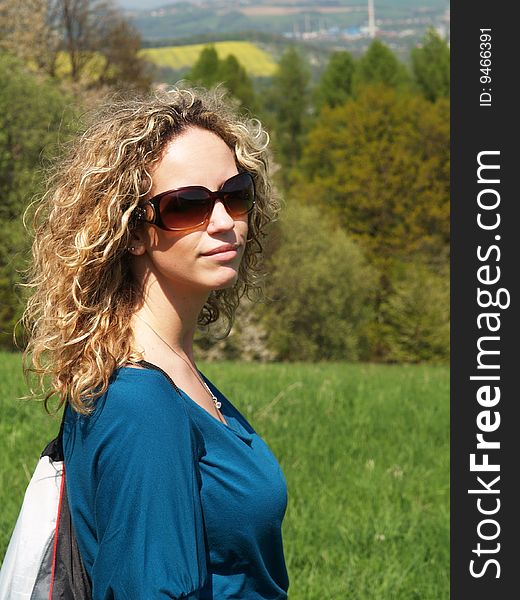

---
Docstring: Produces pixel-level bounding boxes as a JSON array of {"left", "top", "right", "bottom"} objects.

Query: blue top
[{"left": 62, "top": 365, "right": 289, "bottom": 599}]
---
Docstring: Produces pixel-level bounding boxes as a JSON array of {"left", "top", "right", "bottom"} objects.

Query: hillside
[
  {"left": 126, "top": 0, "right": 449, "bottom": 49},
  {"left": 142, "top": 41, "right": 277, "bottom": 78}
]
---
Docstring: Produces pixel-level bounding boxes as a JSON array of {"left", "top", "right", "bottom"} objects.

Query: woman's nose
[{"left": 207, "top": 200, "right": 235, "bottom": 232}]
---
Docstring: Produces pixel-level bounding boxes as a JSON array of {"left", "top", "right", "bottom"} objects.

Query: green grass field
[
  {"left": 141, "top": 42, "right": 278, "bottom": 77},
  {"left": 0, "top": 353, "right": 449, "bottom": 599}
]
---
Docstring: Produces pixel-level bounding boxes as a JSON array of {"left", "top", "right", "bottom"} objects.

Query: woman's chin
[{"left": 210, "top": 269, "right": 240, "bottom": 291}]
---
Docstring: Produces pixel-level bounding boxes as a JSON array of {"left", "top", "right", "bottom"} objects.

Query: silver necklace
[{"left": 135, "top": 314, "right": 223, "bottom": 415}]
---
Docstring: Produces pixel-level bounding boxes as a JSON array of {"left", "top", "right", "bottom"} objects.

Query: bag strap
[
  {"left": 138, "top": 359, "right": 182, "bottom": 396},
  {"left": 41, "top": 404, "right": 68, "bottom": 461}
]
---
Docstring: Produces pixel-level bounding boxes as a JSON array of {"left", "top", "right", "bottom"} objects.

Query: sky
[{"left": 116, "top": 0, "right": 180, "bottom": 9}]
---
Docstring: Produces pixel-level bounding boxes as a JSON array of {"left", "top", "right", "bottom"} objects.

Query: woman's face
[{"left": 133, "top": 126, "right": 248, "bottom": 295}]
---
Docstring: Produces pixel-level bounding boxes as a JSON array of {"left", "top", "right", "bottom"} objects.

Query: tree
[
  {"left": 412, "top": 28, "right": 450, "bottom": 102},
  {"left": 0, "top": 0, "right": 151, "bottom": 90},
  {"left": 314, "top": 51, "right": 355, "bottom": 111},
  {"left": 217, "top": 54, "right": 257, "bottom": 112},
  {"left": 0, "top": 221, "right": 28, "bottom": 350},
  {"left": 59, "top": 0, "right": 100, "bottom": 81},
  {"left": 0, "top": 0, "right": 61, "bottom": 75},
  {"left": 189, "top": 45, "right": 221, "bottom": 88},
  {"left": 269, "top": 47, "right": 310, "bottom": 173},
  {"left": 293, "top": 84, "right": 449, "bottom": 361},
  {"left": 297, "top": 85, "right": 449, "bottom": 267},
  {"left": 188, "top": 46, "right": 257, "bottom": 112},
  {"left": 0, "top": 53, "right": 76, "bottom": 221},
  {"left": 96, "top": 13, "right": 152, "bottom": 90},
  {"left": 354, "top": 39, "right": 410, "bottom": 90},
  {"left": 0, "top": 53, "right": 76, "bottom": 349},
  {"left": 58, "top": 0, "right": 151, "bottom": 88}
]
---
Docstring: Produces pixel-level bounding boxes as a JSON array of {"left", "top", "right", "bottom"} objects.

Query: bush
[
  {"left": 378, "top": 260, "right": 449, "bottom": 363},
  {"left": 260, "top": 203, "right": 378, "bottom": 361}
]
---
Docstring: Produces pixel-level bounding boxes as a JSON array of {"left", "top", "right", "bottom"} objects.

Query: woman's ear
[{"left": 127, "top": 227, "right": 147, "bottom": 256}]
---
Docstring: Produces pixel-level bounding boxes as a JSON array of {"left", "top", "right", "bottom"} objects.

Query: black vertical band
[{"left": 451, "top": 1, "right": 519, "bottom": 597}]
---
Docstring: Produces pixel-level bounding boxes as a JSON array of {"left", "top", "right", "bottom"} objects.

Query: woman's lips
[
  {"left": 200, "top": 243, "right": 240, "bottom": 261},
  {"left": 201, "top": 243, "right": 239, "bottom": 257}
]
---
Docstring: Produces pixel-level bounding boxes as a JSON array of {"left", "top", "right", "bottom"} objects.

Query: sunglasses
[{"left": 134, "top": 172, "right": 255, "bottom": 231}]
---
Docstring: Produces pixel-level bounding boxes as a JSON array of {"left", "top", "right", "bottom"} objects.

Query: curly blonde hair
[{"left": 23, "top": 86, "right": 277, "bottom": 414}]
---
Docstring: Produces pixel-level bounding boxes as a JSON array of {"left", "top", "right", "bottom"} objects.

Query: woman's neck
[{"left": 132, "top": 280, "right": 209, "bottom": 363}]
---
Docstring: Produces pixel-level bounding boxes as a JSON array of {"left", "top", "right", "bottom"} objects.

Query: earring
[{"left": 128, "top": 246, "right": 136, "bottom": 252}]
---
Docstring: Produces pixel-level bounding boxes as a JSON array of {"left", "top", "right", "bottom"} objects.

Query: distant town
[{"left": 282, "top": 3, "right": 450, "bottom": 43}]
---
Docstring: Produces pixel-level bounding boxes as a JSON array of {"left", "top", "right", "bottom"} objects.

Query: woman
[{"left": 23, "top": 87, "right": 289, "bottom": 599}]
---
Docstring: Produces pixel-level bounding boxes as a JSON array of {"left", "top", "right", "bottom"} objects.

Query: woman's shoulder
[
  {"left": 105, "top": 366, "right": 183, "bottom": 414},
  {"left": 108, "top": 364, "right": 178, "bottom": 400},
  {"left": 66, "top": 366, "right": 191, "bottom": 439}
]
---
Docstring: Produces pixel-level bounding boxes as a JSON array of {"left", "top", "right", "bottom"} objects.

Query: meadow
[{"left": 0, "top": 353, "right": 449, "bottom": 599}]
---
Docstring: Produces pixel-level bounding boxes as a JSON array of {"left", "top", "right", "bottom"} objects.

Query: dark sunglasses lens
[
  {"left": 157, "top": 173, "right": 255, "bottom": 230},
  {"left": 222, "top": 173, "right": 255, "bottom": 216},
  {"left": 159, "top": 189, "right": 210, "bottom": 230}
]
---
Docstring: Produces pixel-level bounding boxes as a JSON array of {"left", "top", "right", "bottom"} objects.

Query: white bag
[{"left": 0, "top": 423, "right": 91, "bottom": 599}]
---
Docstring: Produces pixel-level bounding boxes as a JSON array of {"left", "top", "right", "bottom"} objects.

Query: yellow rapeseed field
[{"left": 141, "top": 41, "right": 277, "bottom": 77}]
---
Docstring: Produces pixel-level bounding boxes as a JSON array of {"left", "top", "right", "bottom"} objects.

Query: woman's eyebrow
[{"left": 218, "top": 172, "right": 240, "bottom": 190}]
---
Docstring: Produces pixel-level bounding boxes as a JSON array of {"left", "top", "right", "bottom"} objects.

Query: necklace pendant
[{"left": 214, "top": 400, "right": 222, "bottom": 409}]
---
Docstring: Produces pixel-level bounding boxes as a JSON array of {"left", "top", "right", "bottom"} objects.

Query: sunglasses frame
[{"left": 134, "top": 171, "right": 256, "bottom": 232}]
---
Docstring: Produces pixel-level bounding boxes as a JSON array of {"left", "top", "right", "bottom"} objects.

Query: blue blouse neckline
[{"left": 118, "top": 365, "right": 254, "bottom": 443}]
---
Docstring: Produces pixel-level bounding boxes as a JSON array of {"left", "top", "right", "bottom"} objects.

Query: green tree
[
  {"left": 217, "top": 54, "right": 257, "bottom": 112},
  {"left": 314, "top": 50, "right": 355, "bottom": 110},
  {"left": 297, "top": 85, "right": 449, "bottom": 266},
  {"left": 294, "top": 84, "right": 449, "bottom": 361},
  {"left": 354, "top": 39, "right": 410, "bottom": 90},
  {"left": 412, "top": 28, "right": 450, "bottom": 102},
  {"left": 0, "top": 52, "right": 75, "bottom": 349},
  {"left": 188, "top": 47, "right": 257, "bottom": 112},
  {"left": 270, "top": 47, "right": 310, "bottom": 174},
  {"left": 189, "top": 45, "right": 221, "bottom": 88},
  {"left": 0, "top": 221, "right": 32, "bottom": 350},
  {"left": 260, "top": 202, "right": 378, "bottom": 361}
]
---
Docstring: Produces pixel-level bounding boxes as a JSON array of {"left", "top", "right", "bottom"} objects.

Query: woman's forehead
[{"left": 150, "top": 127, "right": 237, "bottom": 193}]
